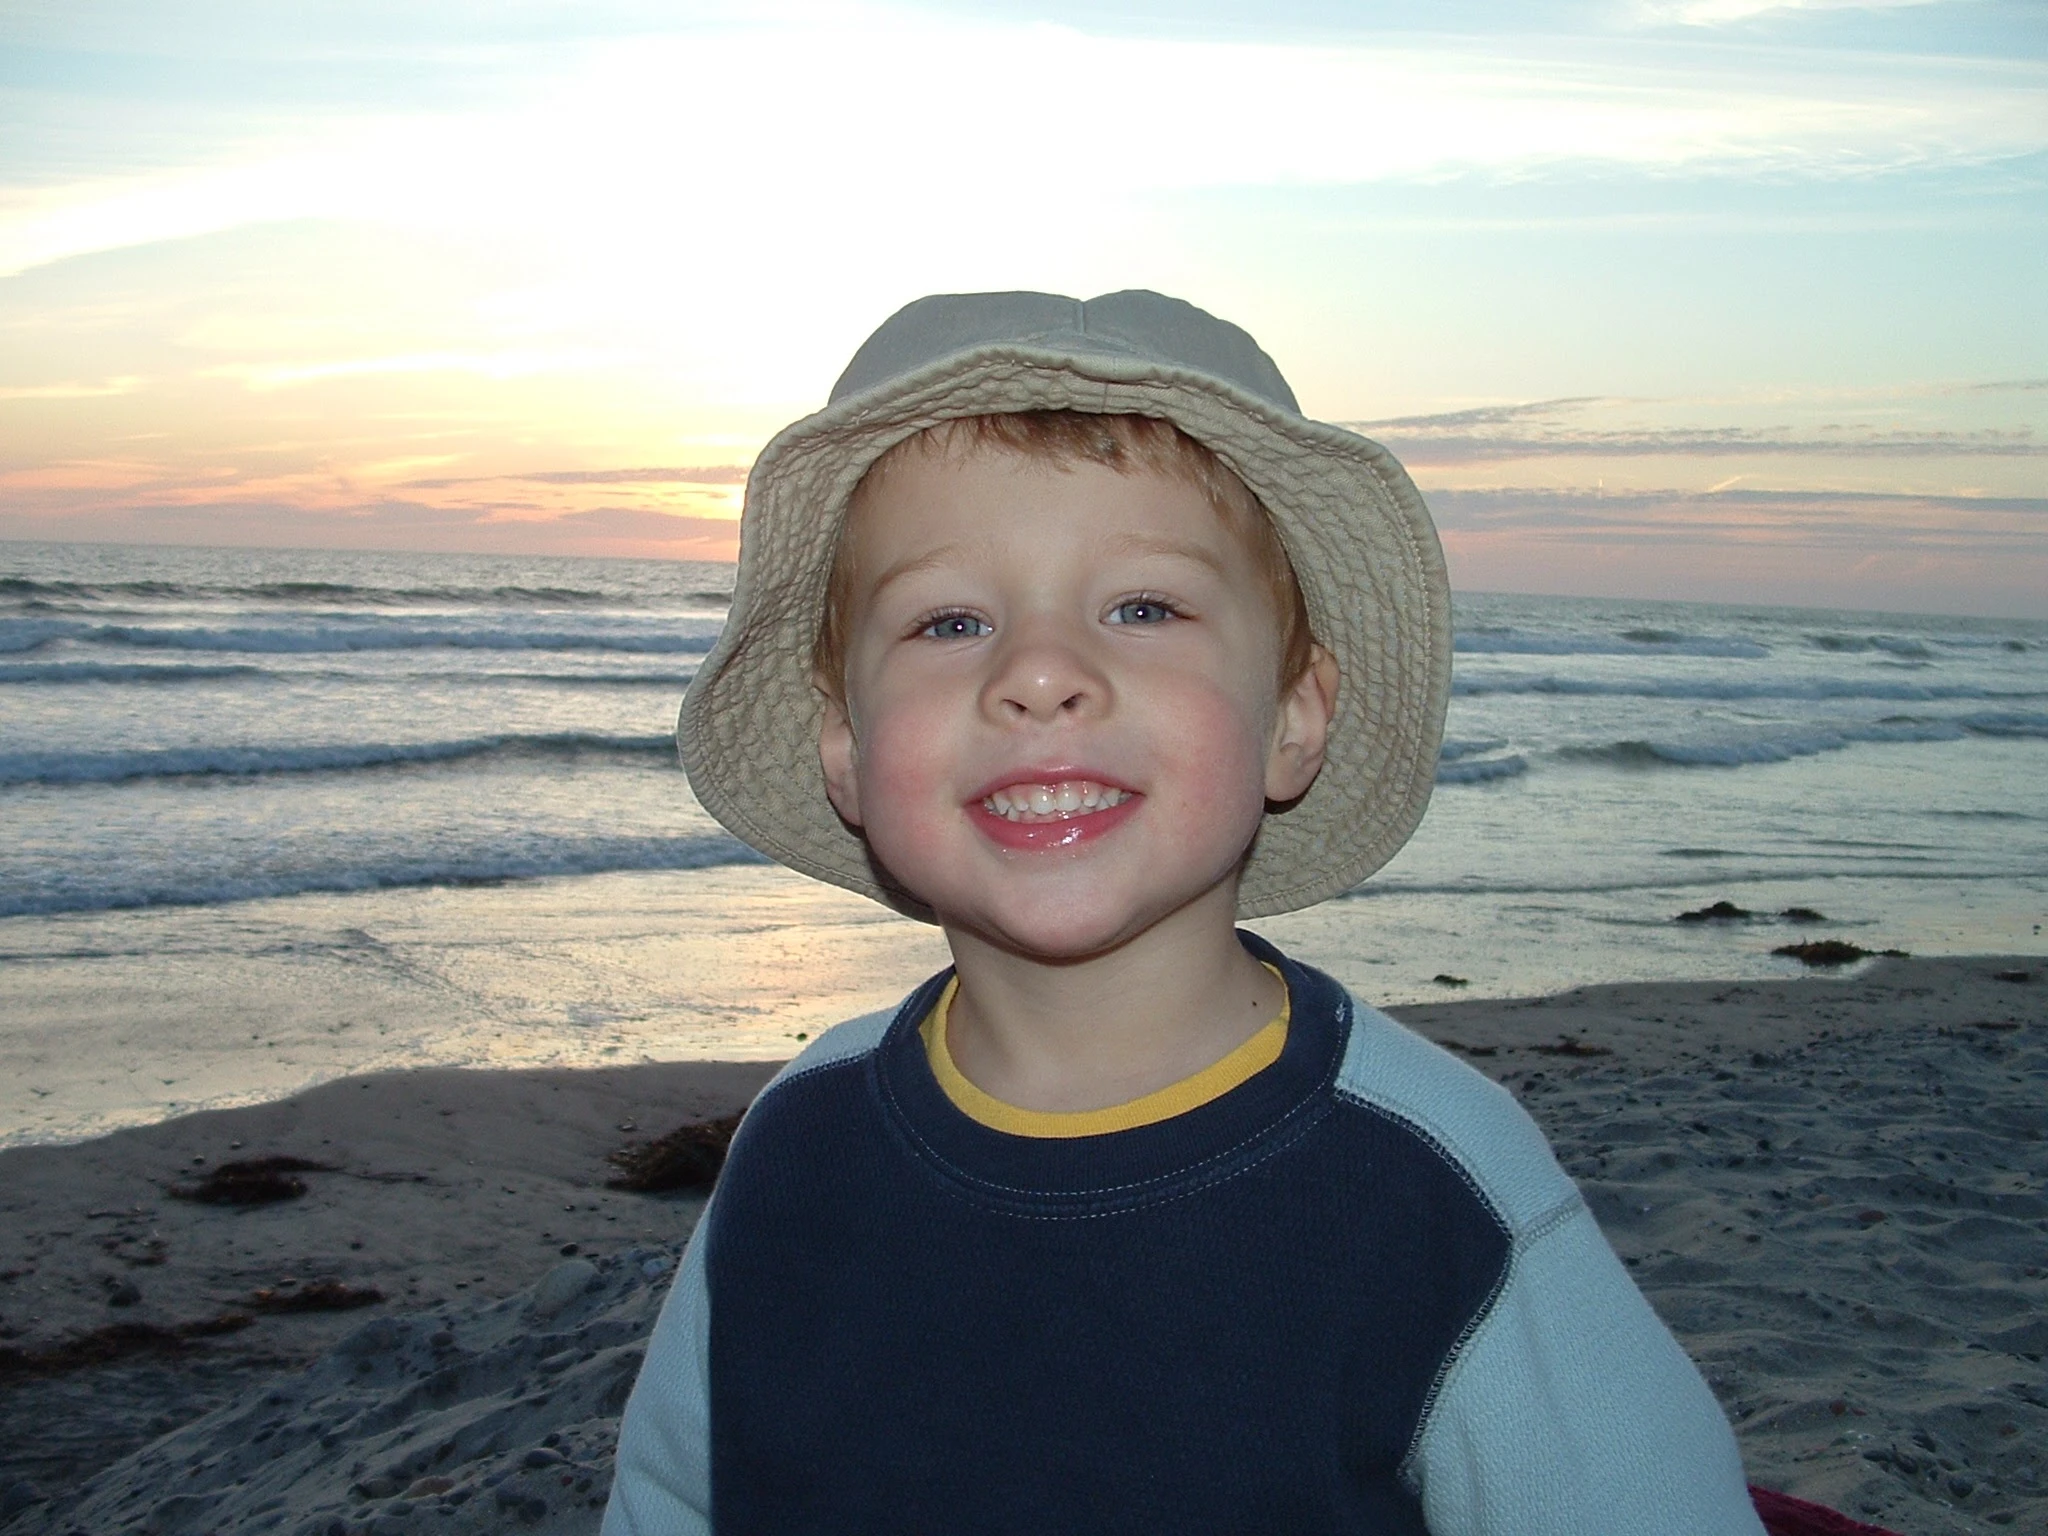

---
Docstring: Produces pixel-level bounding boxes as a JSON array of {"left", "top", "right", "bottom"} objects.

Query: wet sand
[{"left": 1, "top": 954, "right": 2043, "bottom": 1534}]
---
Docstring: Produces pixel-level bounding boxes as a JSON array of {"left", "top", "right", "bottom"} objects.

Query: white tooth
[
  {"left": 1105, "top": 788, "right": 1126, "bottom": 806},
  {"left": 1081, "top": 785, "right": 1101, "bottom": 809},
  {"left": 993, "top": 790, "right": 1013, "bottom": 814},
  {"left": 1055, "top": 783, "right": 1082, "bottom": 812},
  {"left": 1030, "top": 786, "right": 1055, "bottom": 815}
]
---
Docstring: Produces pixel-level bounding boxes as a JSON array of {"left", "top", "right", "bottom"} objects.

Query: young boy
[{"left": 605, "top": 290, "right": 1765, "bottom": 1534}]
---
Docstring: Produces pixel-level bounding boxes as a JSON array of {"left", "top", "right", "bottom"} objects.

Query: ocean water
[
  {"left": 3, "top": 541, "right": 2045, "bottom": 1142},
  {"left": 2, "top": 544, "right": 741, "bottom": 917}
]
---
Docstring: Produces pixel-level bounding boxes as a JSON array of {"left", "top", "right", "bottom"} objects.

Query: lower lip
[{"left": 967, "top": 794, "right": 1143, "bottom": 851}]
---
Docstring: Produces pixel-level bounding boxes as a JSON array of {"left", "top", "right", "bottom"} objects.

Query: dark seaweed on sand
[
  {"left": 1773, "top": 940, "right": 1911, "bottom": 967},
  {"left": 0, "top": 1315, "right": 251, "bottom": 1378},
  {"left": 606, "top": 1114, "right": 743, "bottom": 1193},
  {"left": 244, "top": 1281, "right": 384, "bottom": 1313},
  {"left": 167, "top": 1156, "right": 335, "bottom": 1205}
]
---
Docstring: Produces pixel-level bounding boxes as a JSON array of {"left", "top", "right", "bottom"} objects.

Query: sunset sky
[{"left": 1, "top": 0, "right": 2042, "bottom": 616}]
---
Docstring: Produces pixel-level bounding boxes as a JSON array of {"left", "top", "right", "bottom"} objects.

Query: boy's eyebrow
[
  {"left": 865, "top": 533, "right": 1229, "bottom": 603},
  {"left": 1098, "top": 531, "right": 1232, "bottom": 578},
  {"left": 866, "top": 545, "right": 967, "bottom": 602}
]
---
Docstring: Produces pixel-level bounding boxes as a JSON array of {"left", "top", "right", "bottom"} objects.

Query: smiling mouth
[{"left": 981, "top": 779, "right": 1134, "bottom": 823}]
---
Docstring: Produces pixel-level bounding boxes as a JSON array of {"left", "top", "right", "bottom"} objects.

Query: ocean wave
[
  {"left": 0, "top": 618, "right": 721, "bottom": 656},
  {"left": 1436, "top": 737, "right": 1508, "bottom": 762},
  {"left": 0, "top": 732, "right": 678, "bottom": 786},
  {"left": 0, "top": 661, "right": 270, "bottom": 685},
  {"left": 0, "top": 660, "right": 697, "bottom": 689},
  {"left": 0, "top": 576, "right": 663, "bottom": 608},
  {"left": 1805, "top": 633, "right": 1934, "bottom": 658},
  {"left": 1338, "top": 866, "right": 2029, "bottom": 902},
  {"left": 1451, "top": 673, "right": 2042, "bottom": 703},
  {"left": 508, "top": 669, "right": 699, "bottom": 688},
  {"left": 1557, "top": 717, "right": 1977, "bottom": 770},
  {"left": 1956, "top": 710, "right": 2048, "bottom": 738},
  {"left": 1435, "top": 753, "right": 1529, "bottom": 785},
  {"left": 1454, "top": 628, "right": 1770, "bottom": 659},
  {"left": 0, "top": 834, "right": 767, "bottom": 920}
]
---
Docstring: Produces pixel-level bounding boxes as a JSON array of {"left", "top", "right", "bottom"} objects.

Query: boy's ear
[
  {"left": 1265, "top": 644, "right": 1340, "bottom": 806},
  {"left": 815, "top": 681, "right": 864, "bottom": 828}
]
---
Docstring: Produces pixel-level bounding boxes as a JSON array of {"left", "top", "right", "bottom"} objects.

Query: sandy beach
[{"left": 2, "top": 952, "right": 2042, "bottom": 1535}]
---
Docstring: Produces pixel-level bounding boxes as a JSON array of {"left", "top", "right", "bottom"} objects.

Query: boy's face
[{"left": 817, "top": 443, "right": 1335, "bottom": 961}]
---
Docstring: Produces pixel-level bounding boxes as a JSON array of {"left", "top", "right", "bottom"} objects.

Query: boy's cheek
[
  {"left": 845, "top": 769, "right": 957, "bottom": 908},
  {"left": 849, "top": 714, "right": 955, "bottom": 831}
]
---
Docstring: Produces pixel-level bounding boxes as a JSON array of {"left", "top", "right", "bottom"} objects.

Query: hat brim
[{"left": 679, "top": 344, "right": 1452, "bottom": 922}]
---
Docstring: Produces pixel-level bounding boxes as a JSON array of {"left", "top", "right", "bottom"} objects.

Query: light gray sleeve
[
  {"left": 1409, "top": 1198, "right": 1766, "bottom": 1536},
  {"left": 599, "top": 1006, "right": 899, "bottom": 1536},
  {"left": 602, "top": 1215, "right": 714, "bottom": 1536},
  {"left": 1333, "top": 996, "right": 1763, "bottom": 1536}
]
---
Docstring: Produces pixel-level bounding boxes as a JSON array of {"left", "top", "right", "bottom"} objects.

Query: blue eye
[
  {"left": 921, "top": 612, "right": 992, "bottom": 639},
  {"left": 1108, "top": 597, "right": 1177, "bottom": 626}
]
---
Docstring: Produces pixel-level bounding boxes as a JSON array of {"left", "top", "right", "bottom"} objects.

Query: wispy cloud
[
  {"left": 0, "top": 494, "right": 741, "bottom": 560},
  {"left": 4, "top": 8, "right": 2043, "bottom": 277},
  {"left": 1431, "top": 484, "right": 2048, "bottom": 615},
  {"left": 1360, "top": 424, "right": 2045, "bottom": 462},
  {"left": 0, "top": 378, "right": 146, "bottom": 401},
  {"left": 1433, "top": 483, "right": 2048, "bottom": 533},
  {"left": 195, "top": 351, "right": 612, "bottom": 390},
  {"left": 1634, "top": 0, "right": 1947, "bottom": 26},
  {"left": 400, "top": 466, "right": 750, "bottom": 489},
  {"left": 1351, "top": 398, "right": 1606, "bottom": 431},
  {"left": 1347, "top": 391, "right": 2047, "bottom": 464}
]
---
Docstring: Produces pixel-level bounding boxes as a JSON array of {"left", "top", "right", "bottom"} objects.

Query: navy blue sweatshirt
[{"left": 606, "top": 936, "right": 1762, "bottom": 1535}]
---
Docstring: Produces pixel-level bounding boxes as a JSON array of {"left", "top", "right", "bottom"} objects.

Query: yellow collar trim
[{"left": 918, "top": 966, "right": 1289, "bottom": 1139}]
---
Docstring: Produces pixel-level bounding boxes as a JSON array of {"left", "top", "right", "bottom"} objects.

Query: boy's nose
[{"left": 981, "top": 626, "right": 1109, "bottom": 724}]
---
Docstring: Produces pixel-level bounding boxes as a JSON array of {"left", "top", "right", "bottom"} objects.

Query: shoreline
[
  {"left": 2, "top": 954, "right": 2044, "bottom": 1534},
  {"left": 5, "top": 858, "right": 2042, "bottom": 1153}
]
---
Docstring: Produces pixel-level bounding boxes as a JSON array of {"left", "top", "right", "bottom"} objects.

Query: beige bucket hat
[{"left": 679, "top": 289, "right": 1451, "bottom": 922}]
